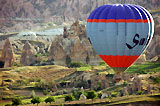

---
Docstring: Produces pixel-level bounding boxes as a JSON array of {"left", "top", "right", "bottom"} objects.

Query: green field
[
  {"left": 0, "top": 62, "right": 160, "bottom": 106},
  {"left": 126, "top": 62, "right": 160, "bottom": 74}
]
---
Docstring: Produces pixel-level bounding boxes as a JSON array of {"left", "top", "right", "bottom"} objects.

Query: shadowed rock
[
  {"left": 49, "top": 21, "right": 100, "bottom": 66},
  {"left": 20, "top": 41, "right": 37, "bottom": 66},
  {"left": 0, "top": 38, "right": 15, "bottom": 67}
]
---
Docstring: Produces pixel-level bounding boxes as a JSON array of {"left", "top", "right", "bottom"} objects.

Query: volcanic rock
[
  {"left": 136, "top": 54, "right": 146, "bottom": 63},
  {"left": 122, "top": 87, "right": 129, "bottom": 96},
  {"left": 49, "top": 36, "right": 67, "bottom": 66},
  {"left": 79, "top": 94, "right": 87, "bottom": 100},
  {"left": 20, "top": 41, "right": 37, "bottom": 66},
  {"left": 132, "top": 77, "right": 142, "bottom": 93},
  {"left": 49, "top": 21, "right": 100, "bottom": 66},
  {"left": 0, "top": 38, "right": 15, "bottom": 67},
  {"left": 101, "top": 93, "right": 109, "bottom": 99}
]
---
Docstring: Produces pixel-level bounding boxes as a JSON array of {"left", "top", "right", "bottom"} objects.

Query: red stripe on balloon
[
  {"left": 87, "top": 19, "right": 152, "bottom": 23},
  {"left": 99, "top": 55, "right": 140, "bottom": 67}
]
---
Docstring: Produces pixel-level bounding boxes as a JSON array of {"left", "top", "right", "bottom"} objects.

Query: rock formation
[
  {"left": 136, "top": 54, "right": 146, "bottom": 63},
  {"left": 101, "top": 93, "right": 109, "bottom": 99},
  {"left": 132, "top": 77, "right": 142, "bottom": 93},
  {"left": 145, "top": 15, "right": 160, "bottom": 60},
  {"left": 49, "top": 21, "right": 100, "bottom": 66},
  {"left": 20, "top": 41, "right": 37, "bottom": 66},
  {"left": 0, "top": 38, "right": 15, "bottom": 67},
  {"left": 122, "top": 87, "right": 129, "bottom": 96},
  {"left": 49, "top": 36, "right": 67, "bottom": 66},
  {"left": 79, "top": 94, "right": 87, "bottom": 100},
  {"left": 0, "top": 0, "right": 160, "bottom": 33}
]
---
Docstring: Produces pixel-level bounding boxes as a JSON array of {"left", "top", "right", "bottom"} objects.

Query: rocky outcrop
[
  {"left": 146, "top": 35, "right": 160, "bottom": 60},
  {"left": 20, "top": 41, "right": 37, "bottom": 66},
  {"left": 0, "top": 0, "right": 159, "bottom": 33},
  {"left": 145, "top": 15, "right": 160, "bottom": 60},
  {"left": 0, "top": 0, "right": 159, "bottom": 62},
  {"left": 0, "top": 38, "right": 15, "bottom": 67},
  {"left": 49, "top": 21, "right": 100, "bottom": 66},
  {"left": 49, "top": 36, "right": 67, "bottom": 66},
  {"left": 136, "top": 54, "right": 146, "bottom": 63},
  {"left": 79, "top": 94, "right": 87, "bottom": 100}
]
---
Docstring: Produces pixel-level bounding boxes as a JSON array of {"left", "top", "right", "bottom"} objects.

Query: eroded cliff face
[
  {"left": 0, "top": 0, "right": 160, "bottom": 33},
  {"left": 145, "top": 15, "right": 160, "bottom": 60},
  {"left": 0, "top": 0, "right": 159, "bottom": 62},
  {"left": 49, "top": 21, "right": 100, "bottom": 66}
]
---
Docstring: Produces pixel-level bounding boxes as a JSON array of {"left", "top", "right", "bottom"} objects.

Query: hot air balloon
[{"left": 86, "top": 4, "right": 154, "bottom": 74}]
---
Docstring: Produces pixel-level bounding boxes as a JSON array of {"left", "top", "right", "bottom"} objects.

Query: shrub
[
  {"left": 153, "top": 77, "right": 160, "bottom": 84},
  {"left": 86, "top": 90, "right": 97, "bottom": 100},
  {"left": 70, "top": 62, "right": 83, "bottom": 68},
  {"left": 66, "top": 55, "right": 71, "bottom": 67},
  {"left": 97, "top": 92, "right": 102, "bottom": 99},
  {"left": 73, "top": 91, "right": 84, "bottom": 100},
  {"left": 65, "top": 94, "right": 75, "bottom": 102},
  {"left": 31, "top": 97, "right": 41, "bottom": 106},
  {"left": 123, "top": 81, "right": 127, "bottom": 86},
  {"left": 45, "top": 96, "right": 55, "bottom": 104},
  {"left": 99, "top": 61, "right": 106, "bottom": 66},
  {"left": 12, "top": 97, "right": 22, "bottom": 106},
  {"left": 137, "top": 90, "right": 144, "bottom": 95},
  {"left": 0, "top": 61, "right": 4, "bottom": 68},
  {"left": 139, "top": 70, "right": 147, "bottom": 74},
  {"left": 43, "top": 90, "right": 49, "bottom": 95},
  {"left": 35, "top": 53, "right": 43, "bottom": 57},
  {"left": 12, "top": 62, "right": 23, "bottom": 67},
  {"left": 111, "top": 92, "right": 118, "bottom": 97},
  {"left": 63, "top": 89, "right": 67, "bottom": 94},
  {"left": 97, "top": 80, "right": 101, "bottom": 90}
]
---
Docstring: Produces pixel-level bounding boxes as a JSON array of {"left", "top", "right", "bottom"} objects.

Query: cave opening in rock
[{"left": 0, "top": 61, "right": 4, "bottom": 68}]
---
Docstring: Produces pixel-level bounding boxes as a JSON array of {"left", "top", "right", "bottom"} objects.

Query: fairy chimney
[
  {"left": 0, "top": 38, "right": 15, "bottom": 67},
  {"left": 20, "top": 41, "right": 37, "bottom": 66}
]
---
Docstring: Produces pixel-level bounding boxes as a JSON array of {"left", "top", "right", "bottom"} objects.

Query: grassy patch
[
  {"left": 125, "top": 62, "right": 160, "bottom": 74},
  {"left": 77, "top": 65, "right": 91, "bottom": 71},
  {"left": 149, "top": 8, "right": 160, "bottom": 13},
  {"left": 107, "top": 93, "right": 160, "bottom": 105}
]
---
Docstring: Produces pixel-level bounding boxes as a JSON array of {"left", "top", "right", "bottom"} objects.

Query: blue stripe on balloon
[{"left": 88, "top": 4, "right": 151, "bottom": 20}]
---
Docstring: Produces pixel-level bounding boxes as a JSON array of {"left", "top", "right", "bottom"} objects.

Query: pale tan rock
[
  {"left": 70, "top": 37, "right": 87, "bottom": 63},
  {"left": 79, "top": 94, "right": 87, "bottom": 100},
  {"left": 49, "top": 36, "right": 66, "bottom": 66},
  {"left": 49, "top": 21, "right": 100, "bottom": 66},
  {"left": 0, "top": 38, "right": 15, "bottom": 67},
  {"left": 136, "top": 54, "right": 146, "bottom": 63},
  {"left": 20, "top": 41, "right": 37, "bottom": 66}
]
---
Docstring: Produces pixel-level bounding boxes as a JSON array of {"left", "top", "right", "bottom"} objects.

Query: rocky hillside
[
  {"left": 0, "top": 0, "right": 160, "bottom": 32},
  {"left": 49, "top": 21, "right": 100, "bottom": 66},
  {"left": 0, "top": 0, "right": 159, "bottom": 64}
]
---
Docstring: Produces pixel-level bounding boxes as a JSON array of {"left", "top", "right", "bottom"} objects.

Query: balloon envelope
[{"left": 86, "top": 4, "right": 154, "bottom": 73}]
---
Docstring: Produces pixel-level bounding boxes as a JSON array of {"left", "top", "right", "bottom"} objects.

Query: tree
[
  {"left": 86, "top": 90, "right": 97, "bottom": 100},
  {"left": 31, "top": 97, "right": 41, "bottom": 106},
  {"left": 69, "top": 62, "right": 82, "bottom": 68},
  {"left": 66, "top": 55, "right": 71, "bottom": 67},
  {"left": 73, "top": 91, "right": 86, "bottom": 100},
  {"left": 65, "top": 95, "right": 75, "bottom": 102},
  {"left": 0, "top": 61, "right": 4, "bottom": 68},
  {"left": 12, "top": 97, "right": 22, "bottom": 106},
  {"left": 45, "top": 96, "right": 55, "bottom": 105}
]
